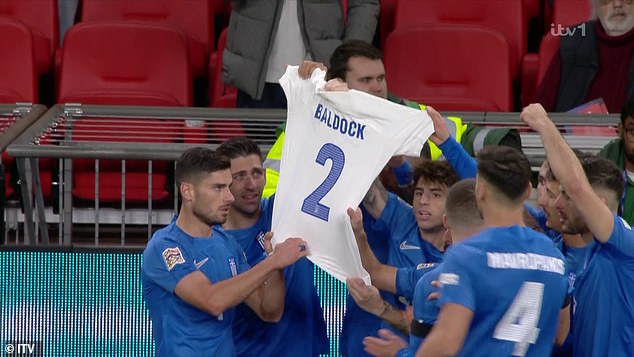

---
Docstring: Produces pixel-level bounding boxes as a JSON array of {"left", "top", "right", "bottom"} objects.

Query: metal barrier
[
  {"left": 5, "top": 104, "right": 620, "bottom": 246},
  {"left": 0, "top": 103, "right": 48, "bottom": 244}
]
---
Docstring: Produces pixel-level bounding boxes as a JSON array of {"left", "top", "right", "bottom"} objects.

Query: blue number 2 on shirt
[{"left": 301, "top": 143, "right": 345, "bottom": 222}]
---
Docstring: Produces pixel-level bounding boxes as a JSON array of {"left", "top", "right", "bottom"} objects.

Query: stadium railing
[{"left": 4, "top": 104, "right": 620, "bottom": 246}]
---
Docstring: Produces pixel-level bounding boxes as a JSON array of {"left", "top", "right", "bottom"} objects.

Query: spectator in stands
[
  {"left": 222, "top": 0, "right": 379, "bottom": 108},
  {"left": 522, "top": 103, "right": 634, "bottom": 357},
  {"left": 533, "top": 0, "right": 634, "bottom": 112},
  {"left": 141, "top": 147, "right": 308, "bottom": 356},
  {"left": 599, "top": 96, "right": 634, "bottom": 225},
  {"left": 215, "top": 137, "right": 329, "bottom": 356}
]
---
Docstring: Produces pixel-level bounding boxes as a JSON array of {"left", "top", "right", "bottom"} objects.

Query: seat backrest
[
  {"left": 58, "top": 21, "right": 192, "bottom": 106},
  {"left": 0, "top": 0, "right": 59, "bottom": 55},
  {"left": 553, "top": 0, "right": 592, "bottom": 28},
  {"left": 0, "top": 17, "right": 37, "bottom": 103},
  {"left": 211, "top": 28, "right": 237, "bottom": 108},
  {"left": 394, "top": 0, "right": 525, "bottom": 78},
  {"left": 384, "top": 25, "right": 513, "bottom": 112},
  {"left": 536, "top": 32, "right": 561, "bottom": 87},
  {"left": 81, "top": 0, "right": 212, "bottom": 55}
]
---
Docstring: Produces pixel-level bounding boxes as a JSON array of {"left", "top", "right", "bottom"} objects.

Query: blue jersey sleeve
[
  {"left": 437, "top": 136, "right": 477, "bottom": 179},
  {"left": 378, "top": 192, "right": 414, "bottom": 240},
  {"left": 396, "top": 263, "right": 437, "bottom": 301},
  {"left": 437, "top": 247, "right": 476, "bottom": 312},
  {"left": 602, "top": 215, "right": 634, "bottom": 259},
  {"left": 143, "top": 239, "right": 196, "bottom": 293}
]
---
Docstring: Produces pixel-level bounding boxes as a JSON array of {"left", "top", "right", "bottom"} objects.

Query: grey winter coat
[{"left": 222, "top": 0, "right": 379, "bottom": 100}]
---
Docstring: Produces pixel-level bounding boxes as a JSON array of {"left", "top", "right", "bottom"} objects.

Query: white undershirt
[{"left": 265, "top": 0, "right": 308, "bottom": 83}]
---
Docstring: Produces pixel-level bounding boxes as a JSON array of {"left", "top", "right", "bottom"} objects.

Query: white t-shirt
[{"left": 271, "top": 66, "right": 434, "bottom": 284}]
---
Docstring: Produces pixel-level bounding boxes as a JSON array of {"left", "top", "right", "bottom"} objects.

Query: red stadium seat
[
  {"left": 536, "top": 33, "right": 561, "bottom": 88},
  {"left": 58, "top": 22, "right": 192, "bottom": 106},
  {"left": 206, "top": 28, "right": 244, "bottom": 142},
  {"left": 384, "top": 26, "right": 513, "bottom": 112},
  {"left": 394, "top": 0, "right": 525, "bottom": 79},
  {"left": 523, "top": 0, "right": 541, "bottom": 20},
  {"left": 0, "top": 17, "right": 36, "bottom": 198},
  {"left": 553, "top": 0, "right": 592, "bottom": 28},
  {"left": 0, "top": 17, "right": 37, "bottom": 103},
  {"left": 0, "top": 0, "right": 59, "bottom": 75},
  {"left": 58, "top": 21, "right": 191, "bottom": 203},
  {"left": 379, "top": 0, "right": 398, "bottom": 48},
  {"left": 81, "top": 0, "right": 213, "bottom": 77}
]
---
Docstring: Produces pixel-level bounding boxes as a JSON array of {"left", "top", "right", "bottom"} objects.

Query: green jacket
[{"left": 599, "top": 139, "right": 634, "bottom": 225}]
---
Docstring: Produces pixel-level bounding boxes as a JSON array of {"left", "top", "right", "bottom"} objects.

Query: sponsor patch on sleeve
[
  {"left": 416, "top": 263, "right": 436, "bottom": 270},
  {"left": 439, "top": 273, "right": 460, "bottom": 286},
  {"left": 162, "top": 247, "right": 185, "bottom": 271}
]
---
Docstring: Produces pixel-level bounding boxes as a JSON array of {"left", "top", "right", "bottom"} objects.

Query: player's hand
[
  {"left": 269, "top": 237, "right": 309, "bottom": 268},
  {"left": 362, "top": 329, "right": 408, "bottom": 357},
  {"left": 298, "top": 60, "right": 327, "bottom": 79},
  {"left": 426, "top": 106, "right": 450, "bottom": 145},
  {"left": 347, "top": 207, "right": 366, "bottom": 240},
  {"left": 386, "top": 155, "right": 406, "bottom": 169},
  {"left": 324, "top": 78, "right": 350, "bottom": 92},
  {"left": 262, "top": 231, "right": 274, "bottom": 255},
  {"left": 520, "top": 103, "right": 557, "bottom": 134},
  {"left": 347, "top": 278, "right": 384, "bottom": 316}
]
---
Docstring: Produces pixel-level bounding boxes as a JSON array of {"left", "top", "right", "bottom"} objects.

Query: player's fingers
[
  {"left": 427, "top": 292, "right": 439, "bottom": 301},
  {"left": 377, "top": 328, "right": 397, "bottom": 340}
]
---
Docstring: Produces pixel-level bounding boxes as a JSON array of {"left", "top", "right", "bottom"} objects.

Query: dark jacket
[{"left": 599, "top": 138, "right": 634, "bottom": 225}]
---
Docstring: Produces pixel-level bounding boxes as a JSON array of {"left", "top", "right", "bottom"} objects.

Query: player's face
[
  {"left": 620, "top": 116, "right": 634, "bottom": 168},
  {"left": 538, "top": 178, "right": 564, "bottom": 232},
  {"left": 191, "top": 169, "right": 235, "bottom": 226},
  {"left": 537, "top": 161, "right": 548, "bottom": 205},
  {"left": 412, "top": 179, "right": 448, "bottom": 234},
  {"left": 228, "top": 154, "right": 265, "bottom": 217},
  {"left": 554, "top": 184, "right": 588, "bottom": 234},
  {"left": 598, "top": 0, "right": 634, "bottom": 36},
  {"left": 344, "top": 56, "right": 388, "bottom": 99}
]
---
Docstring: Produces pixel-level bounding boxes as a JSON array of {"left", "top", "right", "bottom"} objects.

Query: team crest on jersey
[
  {"left": 256, "top": 231, "right": 267, "bottom": 252},
  {"left": 416, "top": 263, "right": 436, "bottom": 270},
  {"left": 439, "top": 273, "right": 460, "bottom": 286},
  {"left": 229, "top": 257, "right": 238, "bottom": 277},
  {"left": 162, "top": 247, "right": 185, "bottom": 271}
]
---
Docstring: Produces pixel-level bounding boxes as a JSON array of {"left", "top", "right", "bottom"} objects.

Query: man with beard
[
  {"left": 142, "top": 147, "right": 309, "bottom": 356},
  {"left": 215, "top": 137, "right": 329, "bottom": 356},
  {"left": 599, "top": 96, "right": 634, "bottom": 225},
  {"left": 522, "top": 103, "right": 634, "bottom": 357},
  {"left": 534, "top": 0, "right": 634, "bottom": 112}
]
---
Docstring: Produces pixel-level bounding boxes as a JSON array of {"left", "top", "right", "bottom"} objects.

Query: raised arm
[
  {"left": 347, "top": 277, "right": 410, "bottom": 334},
  {"left": 427, "top": 106, "right": 477, "bottom": 179},
  {"left": 520, "top": 104, "right": 614, "bottom": 242},
  {"left": 174, "top": 237, "right": 308, "bottom": 321},
  {"left": 348, "top": 207, "right": 397, "bottom": 293},
  {"left": 362, "top": 178, "right": 389, "bottom": 221}
]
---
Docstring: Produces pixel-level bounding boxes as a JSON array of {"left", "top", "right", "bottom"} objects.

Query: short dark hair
[
  {"left": 327, "top": 40, "right": 383, "bottom": 81},
  {"left": 413, "top": 160, "right": 459, "bottom": 190},
  {"left": 445, "top": 179, "right": 482, "bottom": 229},
  {"left": 217, "top": 136, "right": 262, "bottom": 161},
  {"left": 175, "top": 147, "right": 230, "bottom": 186},
  {"left": 581, "top": 155, "right": 624, "bottom": 200},
  {"left": 545, "top": 149, "right": 594, "bottom": 182},
  {"left": 621, "top": 96, "right": 634, "bottom": 124},
  {"left": 477, "top": 146, "right": 532, "bottom": 202}
]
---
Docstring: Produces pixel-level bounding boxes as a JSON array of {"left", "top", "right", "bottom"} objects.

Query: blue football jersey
[
  {"left": 395, "top": 262, "right": 438, "bottom": 302},
  {"left": 378, "top": 192, "right": 444, "bottom": 268},
  {"left": 571, "top": 215, "right": 634, "bottom": 357},
  {"left": 437, "top": 226, "right": 568, "bottom": 357},
  {"left": 214, "top": 197, "right": 329, "bottom": 357},
  {"left": 341, "top": 205, "right": 395, "bottom": 357},
  {"left": 407, "top": 266, "right": 442, "bottom": 357},
  {"left": 142, "top": 220, "right": 249, "bottom": 356}
]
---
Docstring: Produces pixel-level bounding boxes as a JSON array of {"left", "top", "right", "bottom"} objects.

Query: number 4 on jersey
[
  {"left": 493, "top": 281, "right": 544, "bottom": 357},
  {"left": 301, "top": 143, "right": 345, "bottom": 222}
]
